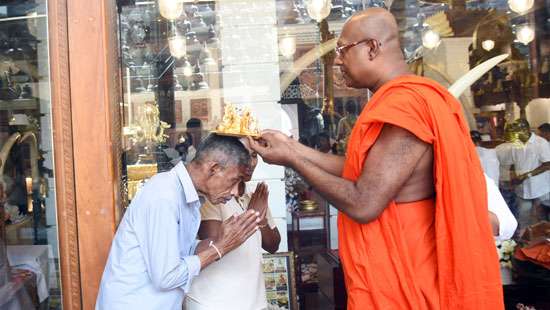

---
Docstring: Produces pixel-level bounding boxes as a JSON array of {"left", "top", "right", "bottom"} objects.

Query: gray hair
[{"left": 192, "top": 134, "right": 250, "bottom": 167}]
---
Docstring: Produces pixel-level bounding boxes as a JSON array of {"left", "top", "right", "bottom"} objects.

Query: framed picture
[
  {"left": 262, "top": 252, "right": 298, "bottom": 310},
  {"left": 190, "top": 98, "right": 210, "bottom": 121}
]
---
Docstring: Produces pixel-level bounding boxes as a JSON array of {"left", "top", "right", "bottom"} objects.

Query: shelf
[{"left": 0, "top": 99, "right": 39, "bottom": 111}]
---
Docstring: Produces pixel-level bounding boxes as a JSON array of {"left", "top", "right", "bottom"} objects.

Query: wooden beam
[
  {"left": 65, "top": 0, "right": 122, "bottom": 308},
  {"left": 48, "top": 0, "right": 82, "bottom": 308}
]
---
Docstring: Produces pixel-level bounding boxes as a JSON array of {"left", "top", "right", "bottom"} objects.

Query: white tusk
[
  {"left": 448, "top": 54, "right": 509, "bottom": 98},
  {"left": 280, "top": 38, "right": 338, "bottom": 94}
]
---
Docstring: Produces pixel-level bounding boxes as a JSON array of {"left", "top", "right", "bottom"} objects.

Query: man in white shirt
[
  {"left": 507, "top": 120, "right": 550, "bottom": 231},
  {"left": 471, "top": 131, "right": 500, "bottom": 184},
  {"left": 96, "top": 135, "right": 261, "bottom": 310},
  {"left": 185, "top": 139, "right": 281, "bottom": 310}
]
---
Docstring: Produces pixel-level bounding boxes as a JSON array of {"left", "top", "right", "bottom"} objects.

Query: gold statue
[{"left": 216, "top": 103, "right": 260, "bottom": 136}]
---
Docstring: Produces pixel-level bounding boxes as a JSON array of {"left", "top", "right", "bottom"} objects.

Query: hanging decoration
[
  {"left": 158, "top": 0, "right": 184, "bottom": 21},
  {"left": 516, "top": 25, "right": 534, "bottom": 45},
  {"left": 305, "top": 0, "right": 332, "bottom": 23}
]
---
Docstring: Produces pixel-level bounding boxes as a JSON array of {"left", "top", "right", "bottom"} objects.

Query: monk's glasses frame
[{"left": 335, "top": 38, "right": 382, "bottom": 56}]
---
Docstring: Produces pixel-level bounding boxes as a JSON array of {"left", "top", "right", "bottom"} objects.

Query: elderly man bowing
[
  {"left": 96, "top": 135, "right": 261, "bottom": 310},
  {"left": 250, "top": 8, "right": 503, "bottom": 310}
]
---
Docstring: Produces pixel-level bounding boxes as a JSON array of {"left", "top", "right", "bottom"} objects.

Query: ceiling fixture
[
  {"left": 279, "top": 36, "right": 297, "bottom": 58},
  {"left": 182, "top": 57, "right": 193, "bottom": 77},
  {"left": 508, "top": 0, "right": 534, "bottom": 14},
  {"left": 158, "top": 0, "right": 184, "bottom": 21},
  {"left": 482, "top": 39, "right": 495, "bottom": 51},
  {"left": 306, "top": 0, "right": 332, "bottom": 23},
  {"left": 168, "top": 34, "right": 187, "bottom": 58},
  {"left": 516, "top": 25, "right": 534, "bottom": 44},
  {"left": 422, "top": 29, "right": 441, "bottom": 49}
]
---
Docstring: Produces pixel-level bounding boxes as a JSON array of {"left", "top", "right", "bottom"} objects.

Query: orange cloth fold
[{"left": 338, "top": 75, "right": 503, "bottom": 309}]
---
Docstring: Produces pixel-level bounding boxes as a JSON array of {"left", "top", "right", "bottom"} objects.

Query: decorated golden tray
[{"left": 212, "top": 103, "right": 261, "bottom": 138}]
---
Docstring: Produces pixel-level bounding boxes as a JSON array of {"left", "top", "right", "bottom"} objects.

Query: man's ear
[
  {"left": 368, "top": 40, "right": 381, "bottom": 60},
  {"left": 207, "top": 162, "right": 223, "bottom": 177}
]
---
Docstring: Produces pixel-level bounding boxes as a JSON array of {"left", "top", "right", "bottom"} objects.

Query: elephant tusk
[{"left": 448, "top": 54, "right": 509, "bottom": 98}]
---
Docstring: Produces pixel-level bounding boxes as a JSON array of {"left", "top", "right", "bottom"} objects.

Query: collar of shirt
[{"left": 174, "top": 162, "right": 200, "bottom": 204}]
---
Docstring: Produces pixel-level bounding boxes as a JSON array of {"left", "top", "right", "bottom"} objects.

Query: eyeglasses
[{"left": 335, "top": 38, "right": 382, "bottom": 56}]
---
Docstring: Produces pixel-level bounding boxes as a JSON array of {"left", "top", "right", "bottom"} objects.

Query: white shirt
[
  {"left": 509, "top": 134, "right": 550, "bottom": 199},
  {"left": 495, "top": 142, "right": 517, "bottom": 183},
  {"left": 96, "top": 163, "right": 202, "bottom": 310},
  {"left": 485, "top": 174, "right": 517, "bottom": 241},
  {"left": 476, "top": 146, "right": 500, "bottom": 185},
  {"left": 186, "top": 187, "right": 276, "bottom": 310}
]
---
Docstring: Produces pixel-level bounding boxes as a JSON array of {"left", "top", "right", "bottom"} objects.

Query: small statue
[{"left": 217, "top": 103, "right": 260, "bottom": 136}]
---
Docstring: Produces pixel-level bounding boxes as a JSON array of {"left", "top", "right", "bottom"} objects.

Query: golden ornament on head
[{"left": 212, "top": 103, "right": 261, "bottom": 138}]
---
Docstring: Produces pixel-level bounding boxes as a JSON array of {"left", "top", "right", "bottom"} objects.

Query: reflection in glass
[{"left": 0, "top": 0, "right": 62, "bottom": 308}]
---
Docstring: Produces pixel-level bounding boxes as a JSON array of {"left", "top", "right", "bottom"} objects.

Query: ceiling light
[
  {"left": 168, "top": 35, "right": 186, "bottom": 58},
  {"left": 516, "top": 25, "right": 534, "bottom": 45},
  {"left": 306, "top": 0, "right": 331, "bottom": 23},
  {"left": 279, "top": 36, "right": 296, "bottom": 58},
  {"left": 508, "top": 0, "right": 534, "bottom": 14},
  {"left": 422, "top": 30, "right": 440, "bottom": 49},
  {"left": 158, "top": 0, "right": 184, "bottom": 21},
  {"left": 482, "top": 40, "right": 495, "bottom": 51}
]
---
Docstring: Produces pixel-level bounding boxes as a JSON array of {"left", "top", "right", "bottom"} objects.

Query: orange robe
[{"left": 339, "top": 75, "right": 503, "bottom": 309}]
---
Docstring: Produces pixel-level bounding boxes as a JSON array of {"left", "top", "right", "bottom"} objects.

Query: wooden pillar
[{"left": 63, "top": 0, "right": 122, "bottom": 308}]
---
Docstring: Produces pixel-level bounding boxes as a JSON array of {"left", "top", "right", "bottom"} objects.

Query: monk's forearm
[
  {"left": 289, "top": 155, "right": 375, "bottom": 223},
  {"left": 293, "top": 141, "right": 345, "bottom": 176}
]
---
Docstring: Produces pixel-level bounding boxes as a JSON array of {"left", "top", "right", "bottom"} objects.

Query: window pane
[{"left": 0, "top": 1, "right": 63, "bottom": 309}]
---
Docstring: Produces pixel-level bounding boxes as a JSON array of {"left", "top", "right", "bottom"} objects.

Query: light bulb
[
  {"left": 508, "top": 0, "right": 534, "bottom": 14},
  {"left": 516, "top": 25, "right": 534, "bottom": 45},
  {"left": 183, "top": 60, "right": 193, "bottom": 77},
  {"left": 306, "top": 0, "right": 331, "bottom": 22},
  {"left": 158, "top": 0, "right": 184, "bottom": 21},
  {"left": 279, "top": 36, "right": 296, "bottom": 58},
  {"left": 168, "top": 35, "right": 186, "bottom": 58},
  {"left": 482, "top": 39, "right": 495, "bottom": 51},
  {"left": 422, "top": 30, "right": 440, "bottom": 49}
]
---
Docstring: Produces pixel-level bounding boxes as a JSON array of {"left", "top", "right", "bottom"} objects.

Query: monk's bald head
[
  {"left": 335, "top": 8, "right": 410, "bottom": 91},
  {"left": 343, "top": 8, "right": 400, "bottom": 47}
]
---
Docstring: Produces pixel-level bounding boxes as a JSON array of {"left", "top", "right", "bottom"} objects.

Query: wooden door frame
[{"left": 49, "top": 0, "right": 122, "bottom": 308}]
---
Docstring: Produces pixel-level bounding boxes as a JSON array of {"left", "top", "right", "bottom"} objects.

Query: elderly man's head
[
  {"left": 334, "top": 8, "right": 406, "bottom": 91},
  {"left": 190, "top": 134, "right": 250, "bottom": 204}
]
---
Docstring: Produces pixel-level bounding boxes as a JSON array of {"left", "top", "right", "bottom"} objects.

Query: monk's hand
[
  {"left": 248, "top": 182, "right": 269, "bottom": 227},
  {"left": 214, "top": 209, "right": 260, "bottom": 256},
  {"left": 247, "top": 130, "right": 295, "bottom": 166}
]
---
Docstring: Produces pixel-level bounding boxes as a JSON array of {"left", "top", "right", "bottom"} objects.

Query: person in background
[
  {"left": 185, "top": 138, "right": 280, "bottom": 310},
  {"left": 538, "top": 123, "right": 550, "bottom": 142},
  {"left": 336, "top": 100, "right": 358, "bottom": 147},
  {"left": 471, "top": 130, "right": 500, "bottom": 185},
  {"left": 495, "top": 122, "right": 522, "bottom": 219},
  {"left": 537, "top": 123, "right": 550, "bottom": 210},
  {"left": 181, "top": 118, "right": 203, "bottom": 162},
  {"left": 315, "top": 132, "right": 336, "bottom": 154},
  {"left": 509, "top": 119, "right": 550, "bottom": 228},
  {"left": 96, "top": 135, "right": 260, "bottom": 310}
]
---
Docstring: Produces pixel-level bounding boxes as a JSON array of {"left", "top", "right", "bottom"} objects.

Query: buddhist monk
[{"left": 249, "top": 8, "right": 504, "bottom": 310}]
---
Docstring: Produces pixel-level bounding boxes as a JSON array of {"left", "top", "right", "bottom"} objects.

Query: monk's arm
[
  {"left": 289, "top": 125, "right": 429, "bottom": 223},
  {"left": 293, "top": 141, "right": 345, "bottom": 176}
]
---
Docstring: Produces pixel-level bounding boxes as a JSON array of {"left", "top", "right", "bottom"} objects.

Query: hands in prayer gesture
[
  {"left": 215, "top": 209, "right": 259, "bottom": 256},
  {"left": 248, "top": 182, "right": 269, "bottom": 228}
]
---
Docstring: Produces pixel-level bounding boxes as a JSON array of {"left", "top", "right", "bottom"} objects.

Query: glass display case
[{"left": 0, "top": 0, "right": 62, "bottom": 308}]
